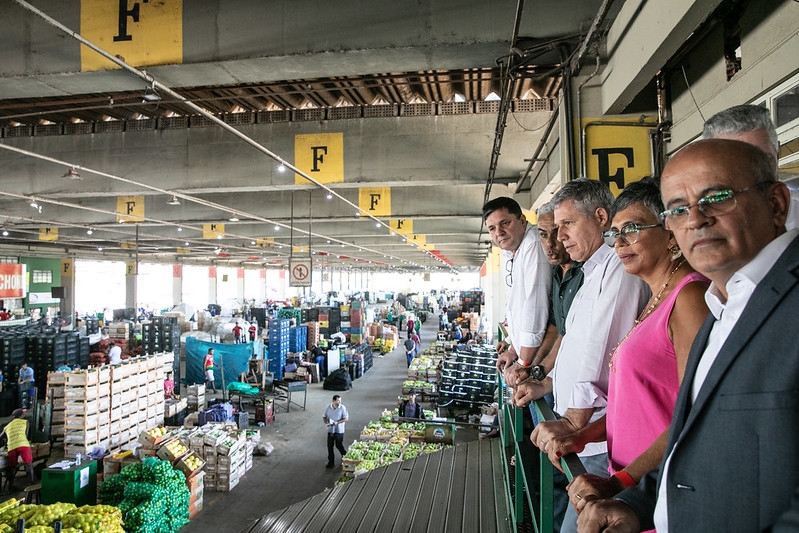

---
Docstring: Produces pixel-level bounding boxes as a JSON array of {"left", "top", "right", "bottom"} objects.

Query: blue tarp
[{"left": 185, "top": 336, "right": 263, "bottom": 388}]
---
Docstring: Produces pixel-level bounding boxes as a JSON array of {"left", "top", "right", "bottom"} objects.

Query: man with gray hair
[
  {"left": 703, "top": 103, "right": 799, "bottom": 229},
  {"left": 514, "top": 179, "right": 649, "bottom": 533}
]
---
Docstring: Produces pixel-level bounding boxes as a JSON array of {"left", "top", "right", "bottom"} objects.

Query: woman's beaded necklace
[{"left": 609, "top": 258, "right": 686, "bottom": 372}]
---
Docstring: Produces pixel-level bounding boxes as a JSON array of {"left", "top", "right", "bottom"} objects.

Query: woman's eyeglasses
[{"left": 602, "top": 222, "right": 662, "bottom": 248}]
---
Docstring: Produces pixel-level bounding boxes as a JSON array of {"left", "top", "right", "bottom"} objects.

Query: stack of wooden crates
[{"left": 46, "top": 352, "right": 174, "bottom": 457}]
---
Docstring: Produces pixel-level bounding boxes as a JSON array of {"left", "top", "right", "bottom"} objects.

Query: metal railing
[{"left": 499, "top": 381, "right": 586, "bottom": 532}]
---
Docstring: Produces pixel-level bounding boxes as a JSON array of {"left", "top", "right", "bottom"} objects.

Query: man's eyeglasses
[
  {"left": 658, "top": 182, "right": 771, "bottom": 230},
  {"left": 602, "top": 222, "right": 662, "bottom": 248},
  {"left": 505, "top": 258, "right": 513, "bottom": 287}
]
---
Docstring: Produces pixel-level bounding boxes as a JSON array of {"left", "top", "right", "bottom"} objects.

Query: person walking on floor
[
  {"left": 404, "top": 337, "right": 417, "bottom": 367},
  {"left": 204, "top": 348, "right": 218, "bottom": 394},
  {"left": 323, "top": 395, "right": 348, "bottom": 468}
]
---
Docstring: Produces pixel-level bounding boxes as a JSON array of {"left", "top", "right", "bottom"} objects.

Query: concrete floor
[{"left": 183, "top": 316, "right": 465, "bottom": 532}]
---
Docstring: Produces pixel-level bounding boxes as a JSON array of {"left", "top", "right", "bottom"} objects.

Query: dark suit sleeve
[
  {"left": 613, "top": 468, "right": 659, "bottom": 531},
  {"left": 773, "top": 485, "right": 799, "bottom": 532}
]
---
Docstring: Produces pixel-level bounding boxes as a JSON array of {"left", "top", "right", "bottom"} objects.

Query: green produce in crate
[
  {"left": 364, "top": 451, "right": 381, "bottom": 461},
  {"left": 343, "top": 449, "right": 363, "bottom": 461},
  {"left": 402, "top": 450, "right": 419, "bottom": 460},
  {"left": 27, "top": 503, "right": 77, "bottom": 526},
  {"left": 398, "top": 423, "right": 414, "bottom": 431}
]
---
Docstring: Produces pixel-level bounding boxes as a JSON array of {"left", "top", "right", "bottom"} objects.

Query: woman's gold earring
[{"left": 669, "top": 243, "right": 682, "bottom": 261}]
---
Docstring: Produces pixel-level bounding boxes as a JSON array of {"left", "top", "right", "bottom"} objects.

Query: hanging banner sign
[
  {"left": 39, "top": 228, "right": 58, "bottom": 241},
  {"left": 203, "top": 224, "right": 225, "bottom": 239},
  {"left": 294, "top": 133, "right": 344, "bottom": 185},
  {"left": 116, "top": 196, "right": 145, "bottom": 223},
  {"left": 0, "top": 264, "right": 26, "bottom": 298},
  {"left": 389, "top": 219, "right": 413, "bottom": 235},
  {"left": 358, "top": 187, "right": 391, "bottom": 217},
  {"left": 289, "top": 258, "right": 312, "bottom": 287},
  {"left": 80, "top": 0, "right": 183, "bottom": 72}
]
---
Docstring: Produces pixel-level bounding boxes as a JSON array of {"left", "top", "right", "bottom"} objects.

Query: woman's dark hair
[{"left": 609, "top": 177, "right": 664, "bottom": 222}]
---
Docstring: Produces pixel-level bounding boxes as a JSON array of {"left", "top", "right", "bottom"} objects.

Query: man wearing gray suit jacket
[{"left": 577, "top": 139, "right": 798, "bottom": 531}]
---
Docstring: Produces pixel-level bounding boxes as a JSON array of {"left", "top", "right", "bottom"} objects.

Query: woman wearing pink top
[{"left": 556, "top": 178, "right": 710, "bottom": 515}]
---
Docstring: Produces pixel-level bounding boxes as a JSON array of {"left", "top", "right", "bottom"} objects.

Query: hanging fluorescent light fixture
[
  {"left": 166, "top": 195, "right": 181, "bottom": 206},
  {"left": 62, "top": 167, "right": 82, "bottom": 180}
]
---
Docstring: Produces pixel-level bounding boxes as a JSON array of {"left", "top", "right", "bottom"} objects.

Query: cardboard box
[
  {"left": 156, "top": 438, "right": 189, "bottom": 462},
  {"left": 188, "top": 495, "right": 203, "bottom": 518}
]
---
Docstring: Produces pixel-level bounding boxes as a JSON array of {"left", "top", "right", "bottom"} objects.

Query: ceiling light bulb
[
  {"left": 97, "top": 247, "right": 103, "bottom": 251},
  {"left": 184, "top": 242, "right": 189, "bottom": 246},
  {"left": 375, "top": 222, "right": 380, "bottom": 227},
  {"left": 229, "top": 217, "right": 239, "bottom": 222},
  {"left": 1, "top": 230, "right": 7, "bottom": 237},
  {"left": 251, "top": 241, "right": 256, "bottom": 245},
  {"left": 277, "top": 163, "right": 286, "bottom": 172},
  {"left": 217, "top": 235, "right": 222, "bottom": 239},
  {"left": 274, "top": 226, "right": 280, "bottom": 231},
  {"left": 86, "top": 229, "right": 93, "bottom": 235},
  {"left": 167, "top": 195, "right": 181, "bottom": 206},
  {"left": 326, "top": 193, "right": 333, "bottom": 200},
  {"left": 177, "top": 227, "right": 182, "bottom": 232}
]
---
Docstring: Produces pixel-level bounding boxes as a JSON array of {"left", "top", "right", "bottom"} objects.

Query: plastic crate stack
[
  {"left": 0, "top": 335, "right": 26, "bottom": 387},
  {"left": 437, "top": 345, "right": 497, "bottom": 408},
  {"left": 305, "top": 322, "right": 320, "bottom": 349},
  {"left": 350, "top": 301, "right": 364, "bottom": 343},
  {"left": 340, "top": 305, "right": 350, "bottom": 339},
  {"left": 267, "top": 319, "right": 290, "bottom": 380},
  {"left": 64, "top": 331, "right": 80, "bottom": 368},
  {"left": 83, "top": 316, "right": 99, "bottom": 335},
  {"left": 78, "top": 336, "right": 90, "bottom": 368},
  {"left": 317, "top": 307, "right": 330, "bottom": 338},
  {"left": 288, "top": 325, "right": 307, "bottom": 353}
]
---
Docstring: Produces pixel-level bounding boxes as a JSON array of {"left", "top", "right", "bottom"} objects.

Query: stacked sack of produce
[
  {"left": 99, "top": 458, "right": 190, "bottom": 533},
  {"left": 0, "top": 499, "right": 124, "bottom": 533}
]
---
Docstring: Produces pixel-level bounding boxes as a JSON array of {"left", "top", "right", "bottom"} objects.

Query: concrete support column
[
  {"left": 125, "top": 261, "right": 137, "bottom": 313},
  {"left": 258, "top": 269, "right": 266, "bottom": 303},
  {"left": 172, "top": 264, "right": 182, "bottom": 306},
  {"left": 60, "top": 258, "right": 75, "bottom": 322},
  {"left": 236, "top": 268, "right": 245, "bottom": 303},
  {"left": 208, "top": 266, "right": 218, "bottom": 304}
]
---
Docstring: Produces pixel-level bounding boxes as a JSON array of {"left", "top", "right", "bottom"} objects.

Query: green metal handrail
[{"left": 499, "top": 379, "right": 586, "bottom": 532}]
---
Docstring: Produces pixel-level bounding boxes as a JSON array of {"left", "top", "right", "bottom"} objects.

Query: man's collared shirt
[
  {"left": 502, "top": 223, "right": 552, "bottom": 351},
  {"left": 324, "top": 403, "right": 348, "bottom": 434},
  {"left": 654, "top": 228, "right": 799, "bottom": 532},
  {"left": 551, "top": 244, "right": 649, "bottom": 457},
  {"left": 550, "top": 262, "right": 584, "bottom": 336}
]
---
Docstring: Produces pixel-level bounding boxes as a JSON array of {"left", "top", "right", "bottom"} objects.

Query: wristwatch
[{"left": 530, "top": 364, "right": 546, "bottom": 381}]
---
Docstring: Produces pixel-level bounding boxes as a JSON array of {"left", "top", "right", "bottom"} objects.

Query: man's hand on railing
[
  {"left": 502, "top": 361, "right": 530, "bottom": 387},
  {"left": 512, "top": 377, "right": 547, "bottom": 407},
  {"left": 575, "top": 499, "right": 640, "bottom": 533},
  {"left": 495, "top": 343, "right": 515, "bottom": 371},
  {"left": 567, "top": 473, "right": 624, "bottom": 513}
]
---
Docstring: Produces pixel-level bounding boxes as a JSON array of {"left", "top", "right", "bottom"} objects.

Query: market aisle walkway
[{"left": 182, "top": 313, "right": 443, "bottom": 533}]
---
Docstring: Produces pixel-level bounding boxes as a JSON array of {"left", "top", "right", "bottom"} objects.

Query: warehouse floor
[{"left": 181, "top": 315, "right": 473, "bottom": 533}]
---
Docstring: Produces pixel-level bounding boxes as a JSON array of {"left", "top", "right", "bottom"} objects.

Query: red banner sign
[{"left": 0, "top": 264, "right": 26, "bottom": 298}]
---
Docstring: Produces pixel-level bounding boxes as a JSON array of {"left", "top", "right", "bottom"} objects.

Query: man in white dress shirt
[
  {"left": 482, "top": 197, "right": 551, "bottom": 384},
  {"left": 514, "top": 179, "right": 649, "bottom": 533}
]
